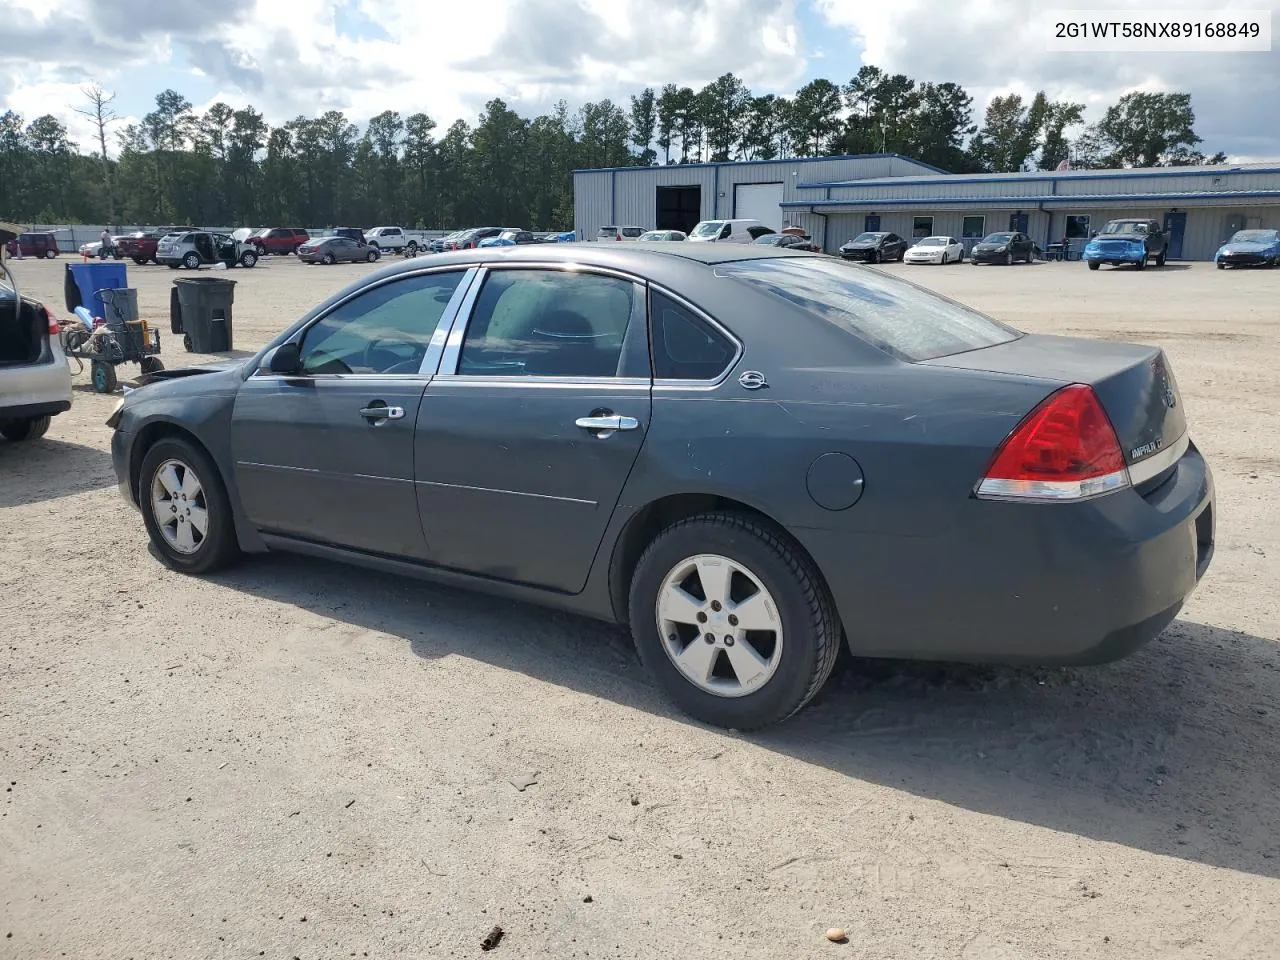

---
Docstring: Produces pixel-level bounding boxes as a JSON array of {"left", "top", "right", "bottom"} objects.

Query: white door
[{"left": 733, "top": 183, "right": 784, "bottom": 231}]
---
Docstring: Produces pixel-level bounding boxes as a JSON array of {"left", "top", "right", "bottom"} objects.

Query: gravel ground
[{"left": 2, "top": 252, "right": 1278, "bottom": 960}]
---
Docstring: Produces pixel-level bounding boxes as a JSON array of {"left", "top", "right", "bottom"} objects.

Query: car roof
[{"left": 371, "top": 242, "right": 814, "bottom": 274}]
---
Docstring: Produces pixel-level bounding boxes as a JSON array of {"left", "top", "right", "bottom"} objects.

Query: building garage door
[{"left": 733, "top": 182, "right": 784, "bottom": 230}]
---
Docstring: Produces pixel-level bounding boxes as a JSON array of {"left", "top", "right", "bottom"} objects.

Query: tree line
[{"left": 0, "top": 68, "right": 1224, "bottom": 231}]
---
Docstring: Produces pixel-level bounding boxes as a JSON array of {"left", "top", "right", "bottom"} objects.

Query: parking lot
[{"left": 3, "top": 252, "right": 1278, "bottom": 958}]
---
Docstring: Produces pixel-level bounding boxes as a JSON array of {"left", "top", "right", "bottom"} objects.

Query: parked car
[
  {"left": 597, "top": 225, "right": 645, "bottom": 242},
  {"left": 1084, "top": 219, "right": 1169, "bottom": 270},
  {"left": 838, "top": 232, "right": 908, "bottom": 263},
  {"left": 79, "top": 235, "right": 129, "bottom": 260},
  {"left": 250, "top": 228, "right": 310, "bottom": 256},
  {"left": 1, "top": 255, "right": 71, "bottom": 441},
  {"left": 297, "top": 236, "right": 381, "bottom": 265},
  {"left": 106, "top": 244, "right": 1214, "bottom": 731},
  {"left": 115, "top": 231, "right": 168, "bottom": 265},
  {"left": 157, "top": 231, "right": 259, "bottom": 269},
  {"left": 478, "top": 230, "right": 537, "bottom": 248},
  {"left": 431, "top": 232, "right": 466, "bottom": 253},
  {"left": 904, "top": 236, "right": 965, "bottom": 264},
  {"left": 453, "top": 228, "right": 507, "bottom": 250},
  {"left": 4, "top": 232, "right": 60, "bottom": 259},
  {"left": 687, "top": 220, "right": 774, "bottom": 244},
  {"left": 1213, "top": 228, "right": 1280, "bottom": 269},
  {"left": 970, "top": 231, "right": 1035, "bottom": 265},
  {"left": 752, "top": 233, "right": 820, "bottom": 252},
  {"left": 639, "top": 230, "right": 687, "bottom": 242},
  {"left": 333, "top": 227, "right": 368, "bottom": 246}
]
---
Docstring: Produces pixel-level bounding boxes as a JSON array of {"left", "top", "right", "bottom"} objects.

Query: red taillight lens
[
  {"left": 43, "top": 306, "right": 59, "bottom": 334},
  {"left": 976, "top": 384, "right": 1129, "bottom": 501}
]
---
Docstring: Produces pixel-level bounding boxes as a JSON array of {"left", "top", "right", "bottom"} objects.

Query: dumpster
[
  {"left": 173, "top": 276, "right": 236, "bottom": 352},
  {"left": 65, "top": 261, "right": 128, "bottom": 318}
]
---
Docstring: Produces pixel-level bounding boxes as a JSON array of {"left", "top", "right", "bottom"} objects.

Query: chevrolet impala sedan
[{"left": 107, "top": 245, "right": 1215, "bottom": 729}]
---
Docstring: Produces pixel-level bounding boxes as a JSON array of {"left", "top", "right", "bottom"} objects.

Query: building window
[
  {"left": 961, "top": 216, "right": 985, "bottom": 239},
  {"left": 1065, "top": 215, "right": 1091, "bottom": 239},
  {"left": 912, "top": 216, "right": 934, "bottom": 238}
]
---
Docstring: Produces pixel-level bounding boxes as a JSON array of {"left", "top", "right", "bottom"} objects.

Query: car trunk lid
[{"left": 923, "top": 333, "right": 1187, "bottom": 472}]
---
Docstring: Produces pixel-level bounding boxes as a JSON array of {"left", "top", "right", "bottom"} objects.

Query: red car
[
  {"left": 115, "top": 230, "right": 172, "bottom": 265},
  {"left": 3, "top": 232, "right": 60, "bottom": 259},
  {"left": 250, "top": 228, "right": 309, "bottom": 256}
]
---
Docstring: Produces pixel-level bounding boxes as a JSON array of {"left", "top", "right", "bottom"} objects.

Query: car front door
[
  {"left": 230, "top": 267, "right": 475, "bottom": 558},
  {"left": 414, "top": 265, "right": 652, "bottom": 592}
]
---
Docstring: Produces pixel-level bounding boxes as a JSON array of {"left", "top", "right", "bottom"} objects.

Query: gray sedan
[
  {"left": 298, "top": 236, "right": 380, "bottom": 265},
  {"left": 107, "top": 245, "right": 1214, "bottom": 729}
]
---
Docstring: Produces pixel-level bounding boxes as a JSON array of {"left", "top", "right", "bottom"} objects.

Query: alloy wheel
[
  {"left": 656, "top": 553, "right": 783, "bottom": 698},
  {"left": 150, "top": 459, "right": 209, "bottom": 555}
]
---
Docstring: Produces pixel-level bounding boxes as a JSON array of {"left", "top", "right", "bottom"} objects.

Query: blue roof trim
[
  {"left": 781, "top": 190, "right": 1280, "bottom": 209},
  {"left": 798, "top": 165, "right": 1280, "bottom": 189},
  {"left": 571, "top": 152, "right": 950, "bottom": 176}
]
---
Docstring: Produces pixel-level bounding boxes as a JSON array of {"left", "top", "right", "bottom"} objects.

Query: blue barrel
[{"left": 65, "top": 262, "right": 128, "bottom": 318}]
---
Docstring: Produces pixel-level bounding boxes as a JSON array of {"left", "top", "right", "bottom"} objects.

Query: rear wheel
[
  {"left": 44, "top": 249, "right": 57, "bottom": 260},
  {"left": 366, "top": 250, "right": 378, "bottom": 262},
  {"left": 0, "top": 415, "right": 51, "bottom": 441},
  {"left": 1088, "top": 261, "right": 1100, "bottom": 270},
  {"left": 628, "top": 513, "right": 841, "bottom": 730},
  {"left": 91, "top": 359, "right": 118, "bottom": 393},
  {"left": 182, "top": 252, "right": 200, "bottom": 270},
  {"left": 322, "top": 252, "right": 335, "bottom": 265},
  {"left": 139, "top": 437, "right": 240, "bottom": 574},
  {"left": 133, "top": 256, "right": 147, "bottom": 265}
]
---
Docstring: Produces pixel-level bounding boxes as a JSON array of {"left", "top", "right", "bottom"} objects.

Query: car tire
[
  {"left": 1134, "top": 257, "right": 1147, "bottom": 271},
  {"left": 868, "top": 250, "right": 878, "bottom": 264},
  {"left": 406, "top": 242, "right": 418, "bottom": 254},
  {"left": 91, "top": 359, "right": 118, "bottom": 393},
  {"left": 1088, "top": 261, "right": 1101, "bottom": 270},
  {"left": 140, "top": 356, "right": 164, "bottom": 375},
  {"left": 627, "top": 512, "right": 842, "bottom": 730},
  {"left": 44, "top": 249, "right": 57, "bottom": 260},
  {"left": 167, "top": 263, "right": 180, "bottom": 269},
  {"left": 182, "top": 252, "right": 201, "bottom": 270},
  {"left": 1156, "top": 251, "right": 1167, "bottom": 267},
  {"left": 0, "top": 415, "right": 51, "bottom": 441},
  {"left": 240, "top": 251, "right": 257, "bottom": 268},
  {"left": 322, "top": 252, "right": 335, "bottom": 265},
  {"left": 133, "top": 257, "right": 147, "bottom": 265},
  {"left": 1217, "top": 262, "right": 1226, "bottom": 269},
  {"left": 1004, "top": 252, "right": 1013, "bottom": 265},
  {"left": 366, "top": 250, "right": 378, "bottom": 262},
  {"left": 139, "top": 436, "right": 241, "bottom": 575}
]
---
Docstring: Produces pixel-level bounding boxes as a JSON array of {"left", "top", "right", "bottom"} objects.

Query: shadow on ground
[
  {"left": 213, "top": 551, "right": 1280, "bottom": 880},
  {"left": 0, "top": 436, "right": 116, "bottom": 506}
]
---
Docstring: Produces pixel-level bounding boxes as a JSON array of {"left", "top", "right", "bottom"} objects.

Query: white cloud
[{"left": 815, "top": 0, "right": 1280, "bottom": 160}]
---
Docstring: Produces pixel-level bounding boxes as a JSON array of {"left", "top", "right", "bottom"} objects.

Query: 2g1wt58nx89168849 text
[{"left": 1045, "top": 9, "right": 1271, "bottom": 52}]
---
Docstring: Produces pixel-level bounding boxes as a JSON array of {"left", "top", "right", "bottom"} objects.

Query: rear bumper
[
  {"left": 0, "top": 399, "right": 71, "bottom": 420},
  {"left": 801, "top": 441, "right": 1215, "bottom": 665}
]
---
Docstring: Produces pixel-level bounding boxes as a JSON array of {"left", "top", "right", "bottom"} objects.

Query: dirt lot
[{"left": 2, "top": 253, "right": 1278, "bottom": 959}]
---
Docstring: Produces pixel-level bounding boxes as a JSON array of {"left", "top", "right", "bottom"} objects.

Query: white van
[
  {"left": 596, "top": 225, "right": 644, "bottom": 242},
  {"left": 686, "top": 219, "right": 775, "bottom": 244}
]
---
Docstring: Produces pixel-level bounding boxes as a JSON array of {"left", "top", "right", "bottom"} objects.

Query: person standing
[{"left": 99, "top": 227, "right": 112, "bottom": 259}]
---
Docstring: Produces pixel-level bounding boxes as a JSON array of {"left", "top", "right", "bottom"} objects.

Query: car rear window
[
  {"left": 621, "top": 227, "right": 643, "bottom": 238},
  {"left": 716, "top": 257, "right": 1021, "bottom": 362}
]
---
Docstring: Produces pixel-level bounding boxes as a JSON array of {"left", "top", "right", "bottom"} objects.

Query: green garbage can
[{"left": 174, "top": 276, "right": 236, "bottom": 352}]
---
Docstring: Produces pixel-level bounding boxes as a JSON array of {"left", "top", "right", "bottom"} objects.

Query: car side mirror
[{"left": 263, "top": 341, "right": 302, "bottom": 375}]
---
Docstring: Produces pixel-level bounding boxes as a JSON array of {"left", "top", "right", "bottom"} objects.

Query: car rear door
[
  {"left": 231, "top": 267, "right": 474, "bottom": 558},
  {"left": 413, "top": 264, "right": 651, "bottom": 592}
]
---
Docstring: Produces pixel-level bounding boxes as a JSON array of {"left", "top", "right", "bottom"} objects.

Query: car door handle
[
  {"left": 359, "top": 404, "right": 404, "bottom": 421},
  {"left": 575, "top": 414, "right": 639, "bottom": 433}
]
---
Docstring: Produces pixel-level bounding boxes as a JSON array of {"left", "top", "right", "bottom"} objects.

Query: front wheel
[
  {"left": 1217, "top": 262, "right": 1226, "bottom": 269},
  {"left": 0, "top": 415, "right": 51, "bottom": 441},
  {"left": 1004, "top": 252, "right": 1013, "bottom": 265},
  {"left": 139, "top": 437, "right": 240, "bottom": 574},
  {"left": 239, "top": 251, "right": 257, "bottom": 268},
  {"left": 133, "top": 257, "right": 148, "bottom": 265},
  {"left": 628, "top": 513, "right": 841, "bottom": 730},
  {"left": 1155, "top": 251, "right": 1167, "bottom": 267},
  {"left": 1088, "top": 261, "right": 1100, "bottom": 270},
  {"left": 1134, "top": 257, "right": 1147, "bottom": 271}
]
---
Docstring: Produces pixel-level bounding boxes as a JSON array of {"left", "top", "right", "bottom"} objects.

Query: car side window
[
  {"left": 456, "top": 270, "right": 635, "bottom": 378},
  {"left": 297, "top": 271, "right": 467, "bottom": 376},
  {"left": 650, "top": 290, "right": 735, "bottom": 381}
]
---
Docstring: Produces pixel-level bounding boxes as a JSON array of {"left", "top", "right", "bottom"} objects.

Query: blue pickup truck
[{"left": 1084, "top": 218, "right": 1170, "bottom": 271}]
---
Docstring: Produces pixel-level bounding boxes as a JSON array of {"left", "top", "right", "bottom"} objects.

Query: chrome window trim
[
  {"left": 249, "top": 265, "right": 477, "bottom": 382},
  {"left": 436, "top": 263, "right": 650, "bottom": 381},
  {"left": 647, "top": 282, "right": 744, "bottom": 391},
  {"left": 1128, "top": 431, "right": 1190, "bottom": 486}
]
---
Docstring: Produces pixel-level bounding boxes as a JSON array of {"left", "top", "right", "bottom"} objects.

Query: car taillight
[
  {"left": 44, "top": 306, "right": 59, "bottom": 334},
  {"left": 975, "top": 384, "right": 1129, "bottom": 502}
]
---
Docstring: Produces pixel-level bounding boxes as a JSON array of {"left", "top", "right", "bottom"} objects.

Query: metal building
[
  {"left": 574, "top": 157, "right": 1280, "bottom": 260},
  {"left": 572, "top": 153, "right": 945, "bottom": 240}
]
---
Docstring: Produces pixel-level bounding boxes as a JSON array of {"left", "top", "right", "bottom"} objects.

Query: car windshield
[
  {"left": 1101, "top": 221, "right": 1148, "bottom": 235},
  {"left": 716, "top": 257, "right": 1021, "bottom": 363},
  {"left": 915, "top": 238, "right": 945, "bottom": 246},
  {"left": 691, "top": 221, "right": 724, "bottom": 238},
  {"left": 1230, "top": 229, "right": 1279, "bottom": 243},
  {"left": 851, "top": 233, "right": 885, "bottom": 243}
]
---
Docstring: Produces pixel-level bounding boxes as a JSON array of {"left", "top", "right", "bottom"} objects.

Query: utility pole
[{"left": 73, "top": 82, "right": 119, "bottom": 222}]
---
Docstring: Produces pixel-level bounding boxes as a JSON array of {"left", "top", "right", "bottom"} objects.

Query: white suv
[
  {"left": 687, "top": 219, "right": 774, "bottom": 243},
  {"left": 1, "top": 256, "right": 72, "bottom": 442},
  {"left": 596, "top": 225, "right": 644, "bottom": 242}
]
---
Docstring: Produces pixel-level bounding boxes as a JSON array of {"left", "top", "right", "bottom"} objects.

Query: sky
[{"left": 1, "top": 0, "right": 1278, "bottom": 164}]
